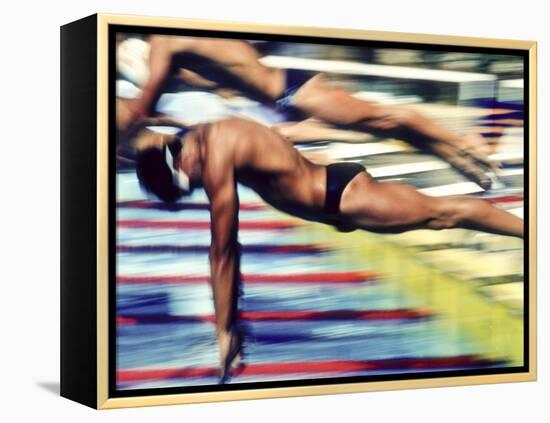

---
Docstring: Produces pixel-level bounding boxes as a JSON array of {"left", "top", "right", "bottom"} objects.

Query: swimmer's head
[{"left": 135, "top": 130, "right": 197, "bottom": 202}]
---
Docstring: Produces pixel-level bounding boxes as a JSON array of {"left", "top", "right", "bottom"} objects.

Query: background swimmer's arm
[
  {"left": 273, "top": 119, "right": 374, "bottom": 144},
  {"left": 117, "top": 98, "right": 188, "bottom": 131},
  {"left": 129, "top": 36, "right": 179, "bottom": 122},
  {"left": 177, "top": 68, "right": 219, "bottom": 89},
  {"left": 203, "top": 146, "right": 241, "bottom": 362},
  {"left": 116, "top": 98, "right": 133, "bottom": 131},
  {"left": 137, "top": 36, "right": 172, "bottom": 116}
]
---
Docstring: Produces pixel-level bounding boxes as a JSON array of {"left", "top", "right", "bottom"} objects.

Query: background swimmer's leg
[{"left": 291, "top": 76, "right": 496, "bottom": 185}]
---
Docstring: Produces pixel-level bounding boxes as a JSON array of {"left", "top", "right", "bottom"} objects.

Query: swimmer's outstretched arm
[
  {"left": 203, "top": 146, "right": 242, "bottom": 379},
  {"left": 122, "top": 35, "right": 199, "bottom": 128},
  {"left": 127, "top": 36, "right": 177, "bottom": 123},
  {"left": 116, "top": 110, "right": 192, "bottom": 151},
  {"left": 273, "top": 119, "right": 374, "bottom": 144}
]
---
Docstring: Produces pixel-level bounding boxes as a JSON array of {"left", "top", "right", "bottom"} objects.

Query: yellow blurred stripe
[{"left": 308, "top": 223, "right": 524, "bottom": 366}]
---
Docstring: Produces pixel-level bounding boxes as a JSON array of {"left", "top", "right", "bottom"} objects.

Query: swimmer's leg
[
  {"left": 339, "top": 173, "right": 523, "bottom": 238},
  {"left": 292, "top": 75, "right": 493, "bottom": 174},
  {"left": 292, "top": 75, "right": 481, "bottom": 150}
]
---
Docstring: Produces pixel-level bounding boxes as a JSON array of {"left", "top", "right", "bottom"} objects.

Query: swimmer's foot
[
  {"left": 428, "top": 141, "right": 497, "bottom": 190},
  {"left": 459, "top": 133, "right": 500, "bottom": 170}
]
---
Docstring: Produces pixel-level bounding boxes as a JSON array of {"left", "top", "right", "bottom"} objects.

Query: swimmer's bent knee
[{"left": 426, "top": 198, "right": 482, "bottom": 230}]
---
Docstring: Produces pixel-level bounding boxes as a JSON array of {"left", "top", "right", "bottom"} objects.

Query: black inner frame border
[{"left": 107, "top": 23, "right": 530, "bottom": 399}]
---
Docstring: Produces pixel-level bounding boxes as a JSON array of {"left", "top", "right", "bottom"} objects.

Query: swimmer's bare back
[
  {"left": 173, "top": 36, "right": 282, "bottom": 96},
  {"left": 152, "top": 36, "right": 284, "bottom": 98},
  {"left": 202, "top": 118, "right": 326, "bottom": 213}
]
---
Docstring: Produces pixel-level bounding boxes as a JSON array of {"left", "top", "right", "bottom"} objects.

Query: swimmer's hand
[
  {"left": 116, "top": 98, "right": 146, "bottom": 132},
  {"left": 217, "top": 329, "right": 243, "bottom": 384}
]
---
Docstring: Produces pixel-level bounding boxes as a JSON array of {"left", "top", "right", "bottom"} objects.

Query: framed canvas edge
[
  {"left": 95, "top": 13, "right": 538, "bottom": 409},
  {"left": 96, "top": 12, "right": 536, "bottom": 48},
  {"left": 97, "top": 372, "right": 536, "bottom": 409}
]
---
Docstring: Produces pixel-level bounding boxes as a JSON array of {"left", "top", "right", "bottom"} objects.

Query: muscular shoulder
[
  {"left": 204, "top": 118, "right": 251, "bottom": 148},
  {"left": 198, "top": 121, "right": 238, "bottom": 172},
  {"left": 201, "top": 118, "right": 260, "bottom": 173}
]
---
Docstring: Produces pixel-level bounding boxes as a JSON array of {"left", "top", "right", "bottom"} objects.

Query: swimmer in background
[
  {"left": 132, "top": 117, "right": 523, "bottom": 382},
  {"left": 117, "top": 34, "right": 497, "bottom": 189}
]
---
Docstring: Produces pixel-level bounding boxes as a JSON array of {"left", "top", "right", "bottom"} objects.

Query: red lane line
[
  {"left": 117, "top": 200, "right": 265, "bottom": 211},
  {"left": 117, "top": 355, "right": 498, "bottom": 382},
  {"left": 485, "top": 195, "right": 523, "bottom": 204},
  {"left": 117, "top": 316, "right": 141, "bottom": 325},
  {"left": 118, "top": 220, "right": 299, "bottom": 230},
  {"left": 117, "top": 271, "right": 379, "bottom": 285},
  {"left": 116, "top": 244, "right": 326, "bottom": 254},
  {"left": 116, "top": 309, "right": 433, "bottom": 325}
]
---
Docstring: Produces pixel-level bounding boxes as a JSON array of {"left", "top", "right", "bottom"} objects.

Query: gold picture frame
[{"left": 60, "top": 13, "right": 537, "bottom": 409}]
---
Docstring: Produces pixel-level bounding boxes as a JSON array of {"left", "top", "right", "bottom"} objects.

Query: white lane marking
[
  {"left": 368, "top": 161, "right": 449, "bottom": 178},
  {"left": 261, "top": 55, "right": 496, "bottom": 82},
  {"left": 419, "top": 182, "right": 484, "bottom": 196}
]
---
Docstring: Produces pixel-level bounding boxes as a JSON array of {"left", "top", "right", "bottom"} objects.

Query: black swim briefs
[
  {"left": 324, "top": 162, "right": 366, "bottom": 214},
  {"left": 275, "top": 68, "right": 315, "bottom": 121}
]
